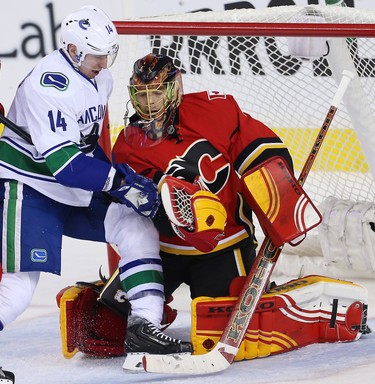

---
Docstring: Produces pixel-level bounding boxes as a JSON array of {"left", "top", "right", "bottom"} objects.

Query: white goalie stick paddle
[{"left": 143, "top": 70, "right": 355, "bottom": 375}]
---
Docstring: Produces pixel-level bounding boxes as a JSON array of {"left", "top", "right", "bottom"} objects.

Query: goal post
[{"left": 107, "top": 4, "right": 375, "bottom": 279}]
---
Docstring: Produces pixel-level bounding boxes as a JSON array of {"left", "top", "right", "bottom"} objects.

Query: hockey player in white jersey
[{"left": 0, "top": 5, "right": 192, "bottom": 364}]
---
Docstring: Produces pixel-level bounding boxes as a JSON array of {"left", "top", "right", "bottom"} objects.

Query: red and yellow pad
[
  {"left": 242, "top": 156, "right": 322, "bottom": 247},
  {"left": 191, "top": 275, "right": 368, "bottom": 360},
  {"left": 56, "top": 281, "right": 127, "bottom": 358},
  {"left": 161, "top": 176, "right": 227, "bottom": 252}
]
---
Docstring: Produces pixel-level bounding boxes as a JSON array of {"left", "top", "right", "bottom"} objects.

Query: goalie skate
[{"left": 123, "top": 316, "right": 193, "bottom": 371}]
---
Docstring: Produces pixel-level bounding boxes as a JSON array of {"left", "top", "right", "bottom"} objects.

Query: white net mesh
[{"left": 109, "top": 5, "right": 375, "bottom": 278}]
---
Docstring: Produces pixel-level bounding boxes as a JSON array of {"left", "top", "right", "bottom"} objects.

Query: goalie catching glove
[{"left": 161, "top": 176, "right": 227, "bottom": 252}]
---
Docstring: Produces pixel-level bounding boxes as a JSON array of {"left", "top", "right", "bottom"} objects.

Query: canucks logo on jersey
[
  {"left": 41, "top": 72, "right": 69, "bottom": 91},
  {"left": 30, "top": 249, "right": 48, "bottom": 263}
]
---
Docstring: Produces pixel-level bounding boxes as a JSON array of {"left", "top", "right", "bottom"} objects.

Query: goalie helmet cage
[{"left": 106, "top": 4, "right": 375, "bottom": 278}]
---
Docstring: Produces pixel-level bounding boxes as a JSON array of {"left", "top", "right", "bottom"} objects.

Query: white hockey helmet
[{"left": 60, "top": 5, "right": 119, "bottom": 67}]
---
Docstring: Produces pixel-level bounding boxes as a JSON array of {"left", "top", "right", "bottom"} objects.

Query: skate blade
[{"left": 122, "top": 353, "right": 147, "bottom": 372}]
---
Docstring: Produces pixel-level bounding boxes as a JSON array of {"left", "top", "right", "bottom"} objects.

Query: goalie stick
[{"left": 142, "top": 69, "right": 355, "bottom": 374}]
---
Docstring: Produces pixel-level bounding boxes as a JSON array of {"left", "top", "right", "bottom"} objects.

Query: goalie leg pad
[
  {"left": 56, "top": 280, "right": 128, "bottom": 358},
  {"left": 56, "top": 276, "right": 178, "bottom": 359},
  {"left": 191, "top": 275, "right": 369, "bottom": 361}
]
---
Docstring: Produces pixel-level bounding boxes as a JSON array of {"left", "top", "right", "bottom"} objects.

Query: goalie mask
[
  {"left": 60, "top": 6, "right": 119, "bottom": 70},
  {"left": 124, "top": 54, "right": 183, "bottom": 148}
]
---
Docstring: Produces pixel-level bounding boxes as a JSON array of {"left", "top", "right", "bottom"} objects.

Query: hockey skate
[
  {"left": 123, "top": 316, "right": 193, "bottom": 371},
  {"left": 0, "top": 367, "right": 15, "bottom": 384}
]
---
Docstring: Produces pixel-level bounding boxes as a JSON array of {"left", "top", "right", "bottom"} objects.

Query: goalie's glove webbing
[{"left": 161, "top": 176, "right": 227, "bottom": 252}]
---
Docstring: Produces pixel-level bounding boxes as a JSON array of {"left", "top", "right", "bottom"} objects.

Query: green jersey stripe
[{"left": 122, "top": 270, "right": 164, "bottom": 292}]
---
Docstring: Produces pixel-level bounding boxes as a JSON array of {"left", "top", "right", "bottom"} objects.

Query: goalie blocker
[
  {"left": 242, "top": 156, "right": 322, "bottom": 247},
  {"left": 56, "top": 274, "right": 370, "bottom": 360}
]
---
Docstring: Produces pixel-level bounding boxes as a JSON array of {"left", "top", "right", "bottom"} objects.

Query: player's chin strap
[{"left": 161, "top": 176, "right": 227, "bottom": 252}]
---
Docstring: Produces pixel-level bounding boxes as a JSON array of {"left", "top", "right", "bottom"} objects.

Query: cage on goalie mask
[{"left": 124, "top": 54, "right": 183, "bottom": 148}]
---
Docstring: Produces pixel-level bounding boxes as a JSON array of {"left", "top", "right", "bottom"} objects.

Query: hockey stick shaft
[
  {"left": 218, "top": 68, "right": 354, "bottom": 357},
  {"left": 143, "top": 69, "right": 354, "bottom": 374},
  {"left": 0, "top": 112, "right": 33, "bottom": 144}
]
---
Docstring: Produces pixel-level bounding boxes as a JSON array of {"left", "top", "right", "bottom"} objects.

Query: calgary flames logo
[{"left": 166, "top": 139, "right": 230, "bottom": 194}]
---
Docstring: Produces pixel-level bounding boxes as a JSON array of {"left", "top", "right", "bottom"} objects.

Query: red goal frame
[{"left": 103, "top": 18, "right": 375, "bottom": 274}]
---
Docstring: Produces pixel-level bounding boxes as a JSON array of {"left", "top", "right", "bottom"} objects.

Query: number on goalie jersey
[{"left": 113, "top": 53, "right": 294, "bottom": 300}]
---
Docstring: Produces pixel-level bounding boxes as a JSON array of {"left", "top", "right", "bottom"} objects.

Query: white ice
[{"left": 1, "top": 238, "right": 374, "bottom": 384}]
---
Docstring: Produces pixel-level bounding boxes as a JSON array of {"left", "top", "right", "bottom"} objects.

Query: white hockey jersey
[{"left": 0, "top": 50, "right": 114, "bottom": 206}]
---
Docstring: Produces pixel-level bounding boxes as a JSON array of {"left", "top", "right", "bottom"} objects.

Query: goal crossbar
[
  {"left": 114, "top": 21, "right": 375, "bottom": 38},
  {"left": 108, "top": 4, "right": 375, "bottom": 283}
]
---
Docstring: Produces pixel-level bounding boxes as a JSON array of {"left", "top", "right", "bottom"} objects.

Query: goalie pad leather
[
  {"left": 191, "top": 275, "right": 369, "bottom": 361},
  {"left": 56, "top": 279, "right": 178, "bottom": 358},
  {"left": 56, "top": 281, "right": 127, "bottom": 358},
  {"left": 242, "top": 156, "right": 322, "bottom": 247},
  {"left": 161, "top": 176, "right": 227, "bottom": 252}
]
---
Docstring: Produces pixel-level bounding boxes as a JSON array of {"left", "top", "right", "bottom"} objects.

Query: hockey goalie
[
  {"left": 56, "top": 160, "right": 370, "bottom": 363},
  {"left": 56, "top": 53, "right": 370, "bottom": 368}
]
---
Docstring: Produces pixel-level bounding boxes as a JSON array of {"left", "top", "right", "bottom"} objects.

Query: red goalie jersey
[{"left": 113, "top": 91, "right": 293, "bottom": 256}]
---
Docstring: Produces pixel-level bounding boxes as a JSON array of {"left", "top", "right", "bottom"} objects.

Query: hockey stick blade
[
  {"left": 142, "top": 341, "right": 235, "bottom": 374},
  {"left": 143, "top": 70, "right": 354, "bottom": 375}
]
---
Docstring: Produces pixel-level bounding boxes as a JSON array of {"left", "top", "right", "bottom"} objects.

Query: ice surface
[{"left": 1, "top": 238, "right": 374, "bottom": 384}]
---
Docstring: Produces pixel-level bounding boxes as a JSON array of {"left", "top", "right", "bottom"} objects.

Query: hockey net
[{"left": 109, "top": 5, "right": 375, "bottom": 279}]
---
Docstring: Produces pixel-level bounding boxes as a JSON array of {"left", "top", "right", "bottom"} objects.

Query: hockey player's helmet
[
  {"left": 60, "top": 6, "right": 119, "bottom": 68},
  {"left": 124, "top": 54, "right": 183, "bottom": 148}
]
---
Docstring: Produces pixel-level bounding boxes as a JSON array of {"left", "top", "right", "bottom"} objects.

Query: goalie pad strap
[{"left": 191, "top": 275, "right": 368, "bottom": 361}]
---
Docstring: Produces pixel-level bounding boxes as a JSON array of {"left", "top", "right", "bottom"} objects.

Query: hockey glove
[
  {"left": 161, "top": 176, "right": 227, "bottom": 252},
  {"left": 109, "top": 163, "right": 160, "bottom": 218}
]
